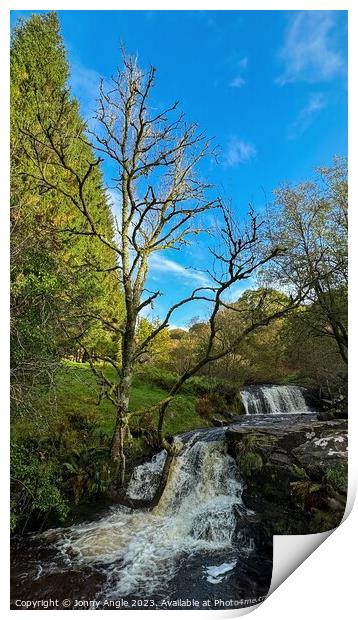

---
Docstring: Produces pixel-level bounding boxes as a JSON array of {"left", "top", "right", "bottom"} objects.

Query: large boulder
[{"left": 226, "top": 415, "right": 347, "bottom": 535}]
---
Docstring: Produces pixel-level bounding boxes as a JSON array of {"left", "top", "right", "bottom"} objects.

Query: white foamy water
[
  {"left": 43, "top": 434, "right": 248, "bottom": 599},
  {"left": 126, "top": 450, "right": 167, "bottom": 501},
  {"left": 205, "top": 561, "right": 238, "bottom": 584}
]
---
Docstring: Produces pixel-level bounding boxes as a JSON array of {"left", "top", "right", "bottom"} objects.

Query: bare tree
[
  {"left": 151, "top": 207, "right": 304, "bottom": 447},
  {"left": 18, "top": 54, "right": 303, "bottom": 486}
]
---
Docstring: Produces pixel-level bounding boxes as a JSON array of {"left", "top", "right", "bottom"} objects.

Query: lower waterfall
[
  {"left": 11, "top": 389, "right": 315, "bottom": 607},
  {"left": 20, "top": 429, "right": 263, "bottom": 607},
  {"left": 240, "top": 384, "right": 313, "bottom": 415}
]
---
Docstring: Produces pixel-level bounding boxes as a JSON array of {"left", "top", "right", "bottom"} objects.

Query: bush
[
  {"left": 325, "top": 463, "right": 348, "bottom": 494},
  {"left": 63, "top": 447, "right": 112, "bottom": 504},
  {"left": 134, "top": 367, "right": 176, "bottom": 392},
  {"left": 196, "top": 395, "right": 214, "bottom": 419},
  {"left": 238, "top": 451, "right": 263, "bottom": 476},
  {"left": 11, "top": 441, "right": 69, "bottom": 532},
  {"left": 135, "top": 366, "right": 241, "bottom": 406},
  {"left": 235, "top": 435, "right": 263, "bottom": 476},
  {"left": 10, "top": 409, "right": 114, "bottom": 533}
]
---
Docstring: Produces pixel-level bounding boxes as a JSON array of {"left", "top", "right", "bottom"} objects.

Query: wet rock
[
  {"left": 226, "top": 415, "right": 348, "bottom": 535},
  {"left": 317, "top": 410, "right": 336, "bottom": 421},
  {"left": 320, "top": 394, "right": 347, "bottom": 419},
  {"left": 212, "top": 417, "right": 226, "bottom": 427}
]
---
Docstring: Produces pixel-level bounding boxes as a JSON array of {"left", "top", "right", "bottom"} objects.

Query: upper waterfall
[{"left": 240, "top": 384, "right": 313, "bottom": 415}]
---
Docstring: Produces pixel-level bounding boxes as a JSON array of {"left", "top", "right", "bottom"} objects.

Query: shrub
[
  {"left": 63, "top": 447, "right": 112, "bottom": 504},
  {"left": 238, "top": 451, "right": 263, "bottom": 476},
  {"left": 325, "top": 463, "right": 348, "bottom": 493},
  {"left": 10, "top": 410, "right": 113, "bottom": 533},
  {"left": 11, "top": 441, "right": 69, "bottom": 532},
  {"left": 135, "top": 367, "right": 176, "bottom": 392},
  {"left": 236, "top": 435, "right": 263, "bottom": 476},
  {"left": 135, "top": 366, "right": 241, "bottom": 402},
  {"left": 196, "top": 395, "right": 214, "bottom": 419}
]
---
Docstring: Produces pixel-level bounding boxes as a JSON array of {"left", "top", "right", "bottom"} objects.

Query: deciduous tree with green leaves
[{"left": 265, "top": 157, "right": 348, "bottom": 364}]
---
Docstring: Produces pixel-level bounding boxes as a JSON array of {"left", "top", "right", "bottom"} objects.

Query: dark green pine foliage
[{"left": 11, "top": 12, "right": 123, "bottom": 413}]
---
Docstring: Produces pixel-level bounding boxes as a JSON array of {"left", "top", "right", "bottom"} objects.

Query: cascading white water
[
  {"left": 126, "top": 450, "right": 167, "bottom": 501},
  {"left": 241, "top": 384, "right": 312, "bottom": 415},
  {"left": 43, "top": 431, "right": 251, "bottom": 600}
]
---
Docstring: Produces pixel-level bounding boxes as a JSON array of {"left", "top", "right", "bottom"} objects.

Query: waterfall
[
  {"left": 42, "top": 430, "right": 252, "bottom": 601},
  {"left": 126, "top": 450, "right": 167, "bottom": 501},
  {"left": 240, "top": 384, "right": 312, "bottom": 415}
]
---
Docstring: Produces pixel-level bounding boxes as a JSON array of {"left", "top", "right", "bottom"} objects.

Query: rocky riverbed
[{"left": 11, "top": 391, "right": 348, "bottom": 610}]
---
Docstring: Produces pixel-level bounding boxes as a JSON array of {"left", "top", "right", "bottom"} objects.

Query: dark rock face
[
  {"left": 317, "top": 392, "right": 348, "bottom": 420},
  {"left": 226, "top": 416, "right": 347, "bottom": 536}
]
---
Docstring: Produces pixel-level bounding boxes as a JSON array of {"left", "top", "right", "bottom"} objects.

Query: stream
[{"left": 11, "top": 385, "right": 314, "bottom": 610}]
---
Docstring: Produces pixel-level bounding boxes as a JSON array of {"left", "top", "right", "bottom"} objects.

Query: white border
[{"left": 1, "top": 1, "right": 356, "bottom": 618}]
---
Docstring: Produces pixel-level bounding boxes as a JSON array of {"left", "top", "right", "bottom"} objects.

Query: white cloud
[
  {"left": 222, "top": 278, "right": 254, "bottom": 303},
  {"left": 107, "top": 189, "right": 121, "bottom": 217},
  {"left": 69, "top": 59, "right": 101, "bottom": 121},
  {"left": 229, "top": 76, "right": 246, "bottom": 88},
  {"left": 224, "top": 137, "right": 257, "bottom": 167},
  {"left": 276, "top": 11, "right": 345, "bottom": 85},
  {"left": 150, "top": 254, "right": 211, "bottom": 287},
  {"left": 229, "top": 56, "right": 248, "bottom": 88},
  {"left": 239, "top": 56, "right": 248, "bottom": 69},
  {"left": 288, "top": 93, "right": 326, "bottom": 139},
  {"left": 168, "top": 324, "right": 189, "bottom": 331},
  {"left": 70, "top": 61, "right": 100, "bottom": 95}
]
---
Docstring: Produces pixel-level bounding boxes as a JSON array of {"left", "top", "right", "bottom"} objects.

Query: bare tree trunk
[
  {"left": 111, "top": 418, "right": 127, "bottom": 487},
  {"left": 110, "top": 317, "right": 136, "bottom": 485}
]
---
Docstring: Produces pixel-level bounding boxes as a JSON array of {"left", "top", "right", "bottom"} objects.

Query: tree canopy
[{"left": 11, "top": 13, "right": 123, "bottom": 412}]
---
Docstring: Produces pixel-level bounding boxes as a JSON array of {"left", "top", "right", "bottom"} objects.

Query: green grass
[
  {"left": 11, "top": 361, "right": 213, "bottom": 532},
  {"left": 28, "top": 360, "right": 208, "bottom": 441},
  {"left": 10, "top": 361, "right": 230, "bottom": 531}
]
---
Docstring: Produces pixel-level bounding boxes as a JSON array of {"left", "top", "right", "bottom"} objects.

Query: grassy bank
[
  {"left": 37, "top": 360, "right": 209, "bottom": 438},
  {"left": 12, "top": 361, "right": 235, "bottom": 532}
]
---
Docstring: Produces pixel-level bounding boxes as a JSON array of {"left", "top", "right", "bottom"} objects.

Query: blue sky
[{"left": 11, "top": 10, "right": 348, "bottom": 328}]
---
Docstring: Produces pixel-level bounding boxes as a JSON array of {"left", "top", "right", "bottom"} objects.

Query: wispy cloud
[
  {"left": 239, "top": 56, "right": 248, "bottom": 70},
  {"left": 150, "top": 255, "right": 211, "bottom": 287},
  {"left": 229, "top": 56, "right": 248, "bottom": 88},
  {"left": 288, "top": 93, "right": 327, "bottom": 139},
  {"left": 222, "top": 278, "right": 254, "bottom": 304},
  {"left": 276, "top": 11, "right": 345, "bottom": 85},
  {"left": 168, "top": 323, "right": 189, "bottom": 331},
  {"left": 69, "top": 59, "right": 101, "bottom": 121},
  {"left": 223, "top": 137, "right": 257, "bottom": 167},
  {"left": 229, "top": 76, "right": 245, "bottom": 88},
  {"left": 107, "top": 189, "right": 121, "bottom": 216}
]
